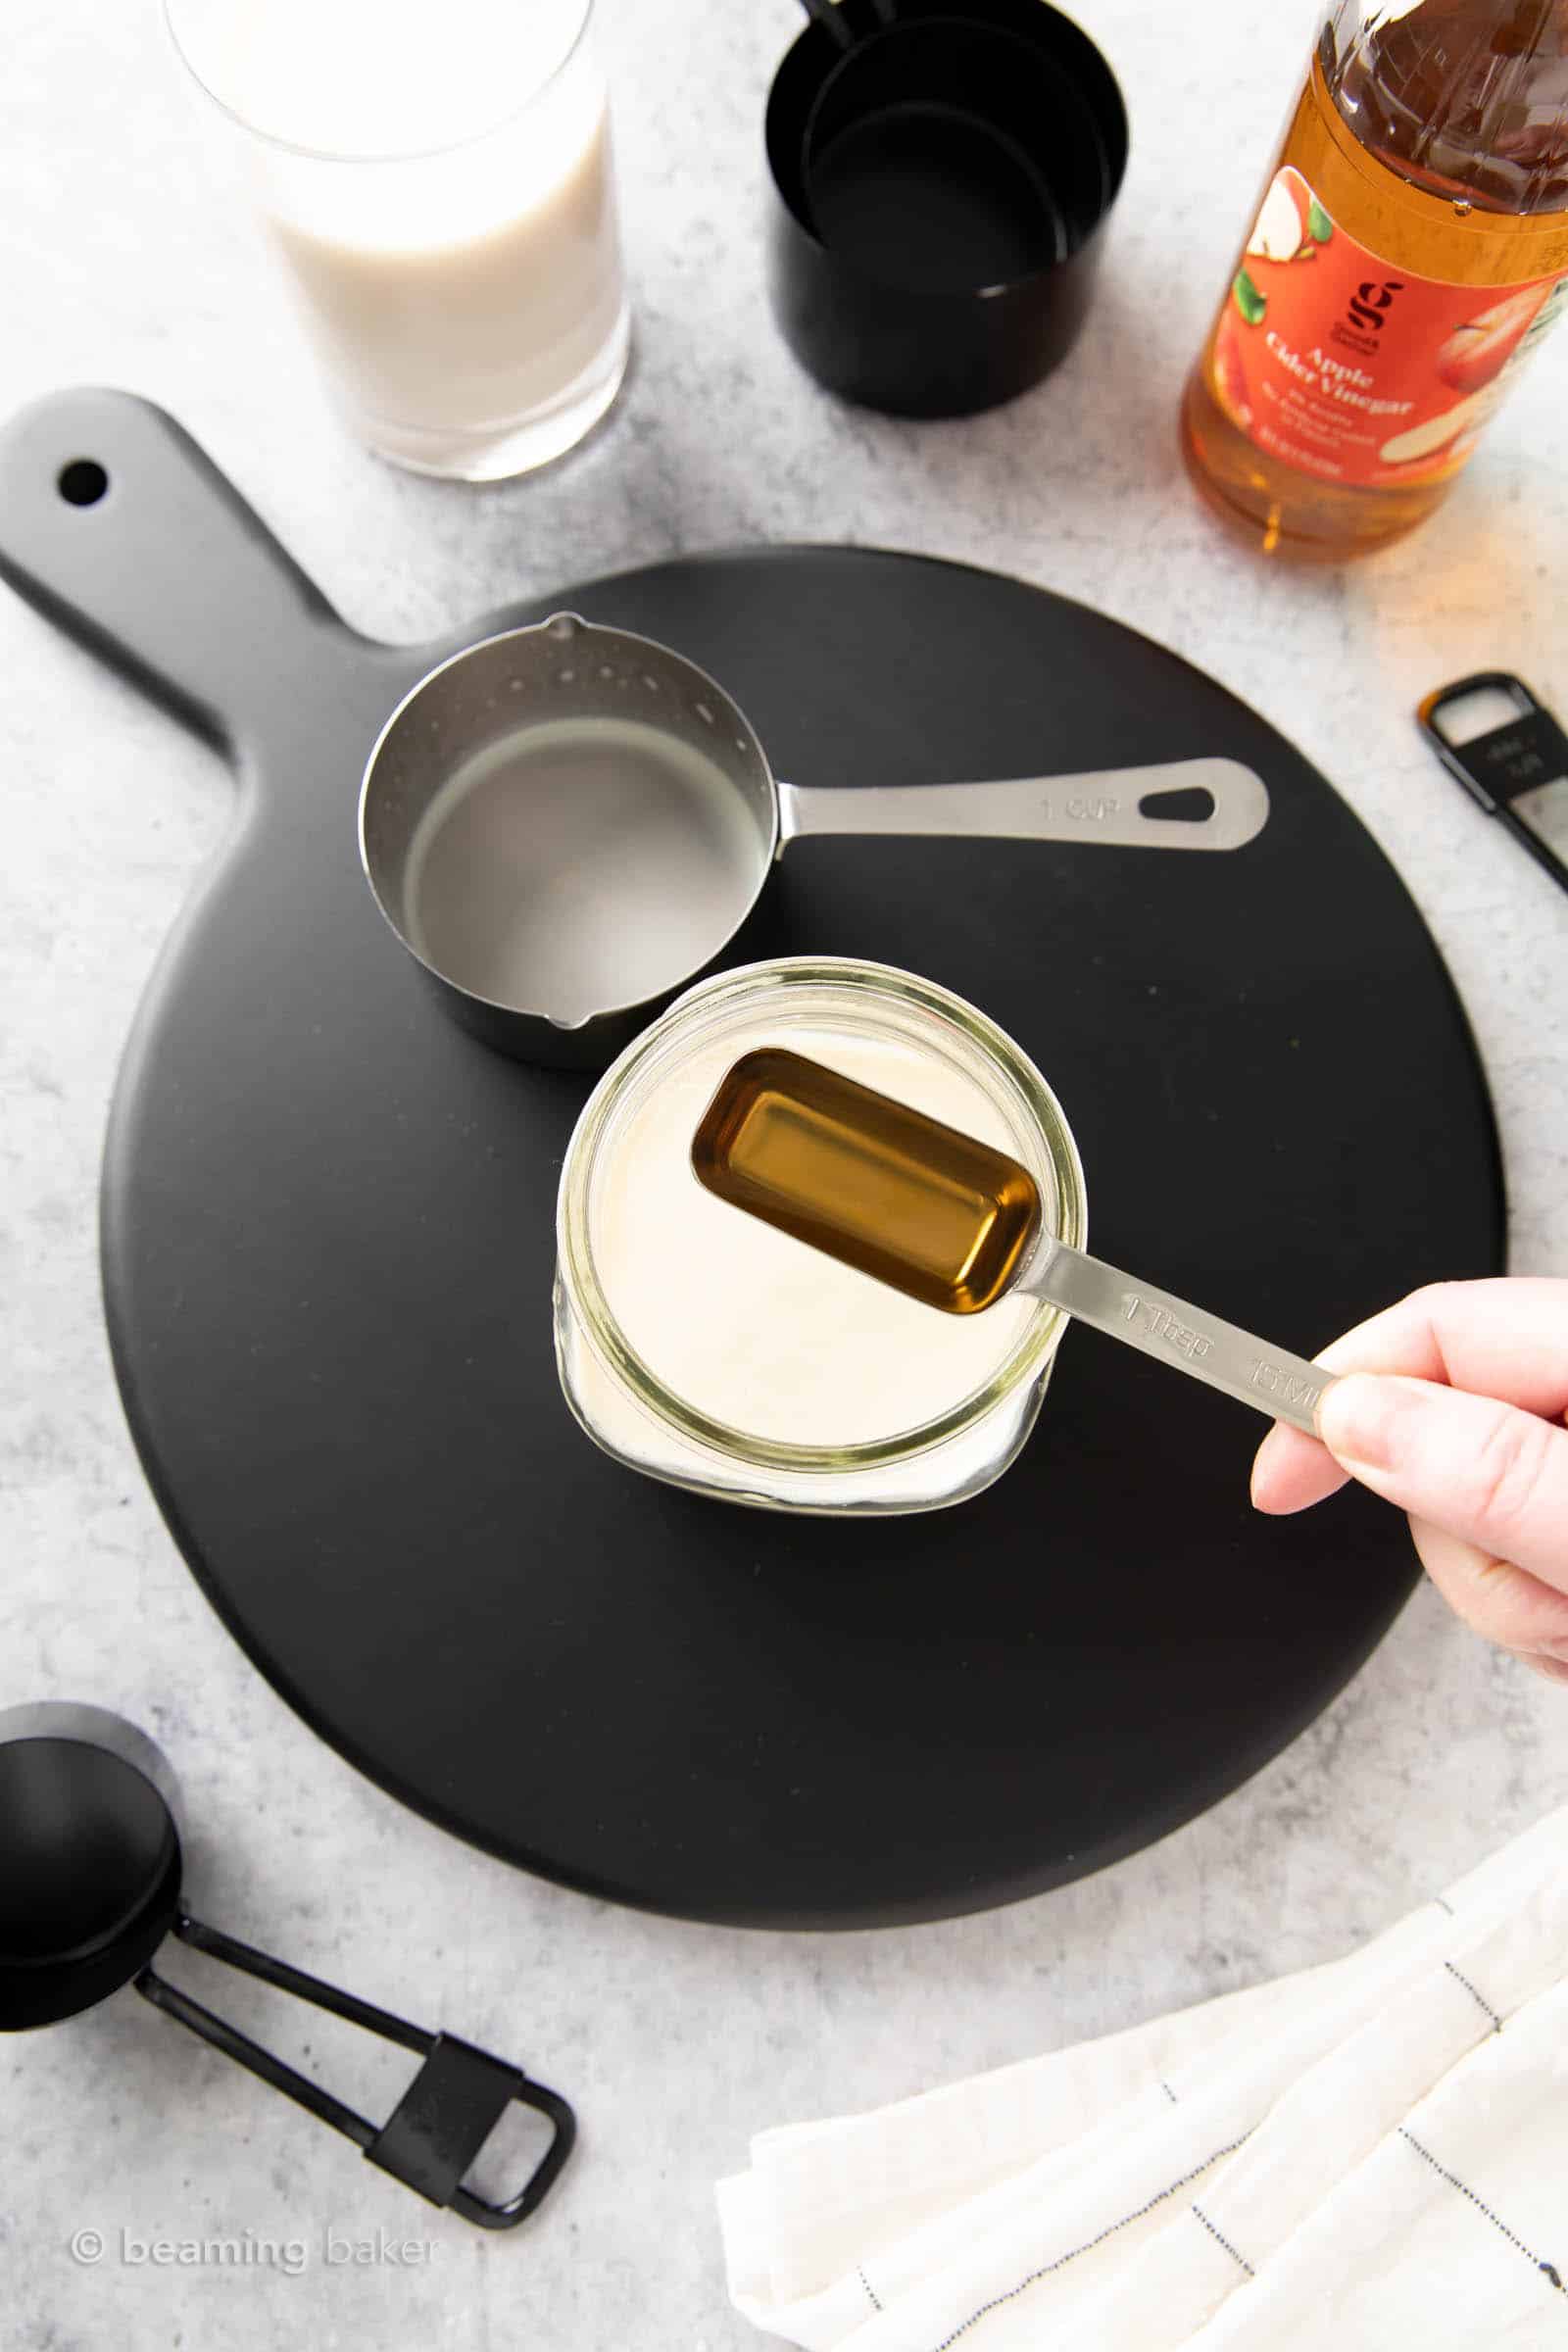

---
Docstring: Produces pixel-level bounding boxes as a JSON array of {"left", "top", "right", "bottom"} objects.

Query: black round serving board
[{"left": 0, "top": 392, "right": 1503, "bottom": 1929}]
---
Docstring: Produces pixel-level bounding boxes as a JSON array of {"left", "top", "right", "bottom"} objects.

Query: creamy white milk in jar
[{"left": 554, "top": 959, "right": 1088, "bottom": 1515}]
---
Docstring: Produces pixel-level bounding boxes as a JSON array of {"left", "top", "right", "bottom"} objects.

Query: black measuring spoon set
[{"left": 0, "top": 1706, "right": 574, "bottom": 2228}]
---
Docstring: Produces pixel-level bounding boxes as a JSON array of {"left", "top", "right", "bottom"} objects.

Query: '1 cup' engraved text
[
  {"left": 1123, "top": 1295, "right": 1211, "bottom": 1361},
  {"left": 1250, "top": 1360, "right": 1322, "bottom": 1411}
]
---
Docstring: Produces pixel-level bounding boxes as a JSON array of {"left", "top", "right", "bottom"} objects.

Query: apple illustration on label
[
  {"left": 1244, "top": 168, "right": 1333, "bottom": 268},
  {"left": 1379, "top": 392, "right": 1489, "bottom": 468},
  {"left": 1436, "top": 285, "right": 1552, "bottom": 395}
]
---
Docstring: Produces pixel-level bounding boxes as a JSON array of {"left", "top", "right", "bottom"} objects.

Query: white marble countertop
[{"left": 3, "top": 1, "right": 1566, "bottom": 2344}]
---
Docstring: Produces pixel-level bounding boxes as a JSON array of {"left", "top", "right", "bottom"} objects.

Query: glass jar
[{"left": 553, "top": 957, "right": 1087, "bottom": 1514}]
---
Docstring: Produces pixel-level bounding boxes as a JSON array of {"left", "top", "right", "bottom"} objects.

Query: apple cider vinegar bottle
[{"left": 1181, "top": 2, "right": 1568, "bottom": 559}]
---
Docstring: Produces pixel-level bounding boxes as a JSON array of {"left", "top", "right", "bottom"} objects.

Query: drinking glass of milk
[{"left": 164, "top": 0, "right": 630, "bottom": 478}]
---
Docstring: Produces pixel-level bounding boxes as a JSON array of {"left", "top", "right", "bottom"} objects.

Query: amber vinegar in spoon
[{"left": 693, "top": 1049, "right": 1333, "bottom": 1435}]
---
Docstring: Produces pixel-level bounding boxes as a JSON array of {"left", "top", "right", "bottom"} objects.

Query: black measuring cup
[
  {"left": 766, "top": 0, "right": 1128, "bottom": 415},
  {"left": 0, "top": 1703, "right": 575, "bottom": 2230}
]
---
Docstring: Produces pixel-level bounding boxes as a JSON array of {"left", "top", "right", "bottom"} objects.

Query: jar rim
[{"left": 555, "top": 957, "right": 1088, "bottom": 1476}]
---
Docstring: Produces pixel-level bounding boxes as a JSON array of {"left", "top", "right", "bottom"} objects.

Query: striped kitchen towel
[{"left": 717, "top": 1805, "right": 1568, "bottom": 2350}]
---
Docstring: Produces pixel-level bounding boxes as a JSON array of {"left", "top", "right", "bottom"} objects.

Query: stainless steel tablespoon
[{"left": 693, "top": 1047, "right": 1332, "bottom": 1435}]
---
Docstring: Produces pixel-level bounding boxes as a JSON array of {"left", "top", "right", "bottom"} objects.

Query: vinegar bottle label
[{"left": 1212, "top": 166, "right": 1568, "bottom": 488}]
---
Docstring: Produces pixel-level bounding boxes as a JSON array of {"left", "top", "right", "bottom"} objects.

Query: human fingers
[
  {"left": 1314, "top": 1373, "right": 1568, "bottom": 1589},
  {"left": 1250, "top": 1421, "right": 1350, "bottom": 1514},
  {"left": 1311, "top": 1279, "right": 1568, "bottom": 1411},
  {"left": 1251, "top": 1278, "right": 1568, "bottom": 1516},
  {"left": 1409, "top": 1515, "right": 1568, "bottom": 1679}
]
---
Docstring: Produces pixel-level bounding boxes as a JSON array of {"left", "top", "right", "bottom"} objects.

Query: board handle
[{"left": 0, "top": 389, "right": 358, "bottom": 755}]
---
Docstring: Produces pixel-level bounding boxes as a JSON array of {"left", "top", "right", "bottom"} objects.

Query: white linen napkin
[{"left": 718, "top": 1805, "right": 1568, "bottom": 2351}]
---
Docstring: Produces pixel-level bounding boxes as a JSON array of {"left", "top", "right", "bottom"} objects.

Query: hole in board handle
[
  {"left": 58, "top": 460, "right": 109, "bottom": 508},
  {"left": 1136, "top": 785, "right": 1215, "bottom": 823}
]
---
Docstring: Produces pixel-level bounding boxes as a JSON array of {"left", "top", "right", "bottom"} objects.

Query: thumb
[{"left": 1317, "top": 1373, "right": 1568, "bottom": 1589}]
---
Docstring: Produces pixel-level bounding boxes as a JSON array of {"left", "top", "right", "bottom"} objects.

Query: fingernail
[{"left": 1316, "top": 1373, "right": 1410, "bottom": 1471}]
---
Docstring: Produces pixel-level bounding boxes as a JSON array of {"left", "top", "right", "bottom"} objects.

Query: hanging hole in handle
[
  {"left": 1426, "top": 681, "right": 1532, "bottom": 747},
  {"left": 58, "top": 460, "right": 109, "bottom": 508},
  {"left": 460, "top": 2087, "right": 562, "bottom": 2204},
  {"left": 1137, "top": 785, "right": 1215, "bottom": 823}
]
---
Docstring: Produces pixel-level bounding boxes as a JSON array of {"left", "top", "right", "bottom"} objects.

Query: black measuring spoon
[{"left": 0, "top": 1703, "right": 575, "bottom": 2230}]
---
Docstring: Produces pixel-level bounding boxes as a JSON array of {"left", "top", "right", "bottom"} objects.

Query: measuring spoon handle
[
  {"left": 1019, "top": 1239, "right": 1331, "bottom": 1436},
  {"left": 777, "top": 758, "right": 1269, "bottom": 853}
]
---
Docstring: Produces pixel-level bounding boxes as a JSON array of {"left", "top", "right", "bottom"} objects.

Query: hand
[{"left": 1250, "top": 1279, "right": 1568, "bottom": 1685}]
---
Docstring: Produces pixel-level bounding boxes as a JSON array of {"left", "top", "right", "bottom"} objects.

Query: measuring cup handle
[
  {"left": 0, "top": 389, "right": 363, "bottom": 756},
  {"left": 776, "top": 759, "right": 1269, "bottom": 852}
]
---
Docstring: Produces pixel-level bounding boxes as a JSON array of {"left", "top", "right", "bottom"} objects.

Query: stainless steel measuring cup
[{"left": 359, "top": 613, "right": 1269, "bottom": 1067}]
